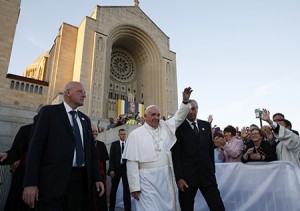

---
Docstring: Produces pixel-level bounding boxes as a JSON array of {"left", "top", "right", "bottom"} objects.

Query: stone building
[
  {"left": 0, "top": 0, "right": 49, "bottom": 151},
  {"left": 0, "top": 1, "right": 179, "bottom": 208},
  {"left": 44, "top": 4, "right": 178, "bottom": 120},
  {"left": 0, "top": 1, "right": 178, "bottom": 147}
]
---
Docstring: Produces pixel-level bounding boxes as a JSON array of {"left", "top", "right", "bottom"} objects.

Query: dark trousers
[
  {"left": 179, "top": 184, "right": 225, "bottom": 211},
  {"left": 39, "top": 167, "right": 91, "bottom": 211},
  {"left": 109, "top": 164, "right": 131, "bottom": 211},
  {"left": 92, "top": 180, "right": 108, "bottom": 211},
  {"left": 4, "top": 165, "right": 35, "bottom": 211}
]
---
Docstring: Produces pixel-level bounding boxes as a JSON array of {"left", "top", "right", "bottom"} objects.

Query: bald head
[
  {"left": 64, "top": 81, "right": 82, "bottom": 93},
  {"left": 63, "top": 81, "right": 86, "bottom": 109}
]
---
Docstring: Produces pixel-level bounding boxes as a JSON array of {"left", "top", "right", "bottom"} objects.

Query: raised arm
[{"left": 182, "top": 87, "right": 193, "bottom": 103}]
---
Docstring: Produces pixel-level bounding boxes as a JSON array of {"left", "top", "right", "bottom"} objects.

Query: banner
[
  {"left": 118, "top": 100, "right": 144, "bottom": 117},
  {"left": 115, "top": 161, "right": 300, "bottom": 211}
]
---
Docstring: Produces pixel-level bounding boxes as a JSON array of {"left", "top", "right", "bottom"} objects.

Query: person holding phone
[{"left": 241, "top": 128, "right": 277, "bottom": 163}]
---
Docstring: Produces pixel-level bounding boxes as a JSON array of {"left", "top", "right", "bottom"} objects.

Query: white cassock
[
  {"left": 123, "top": 103, "right": 190, "bottom": 211},
  {"left": 275, "top": 124, "right": 300, "bottom": 168}
]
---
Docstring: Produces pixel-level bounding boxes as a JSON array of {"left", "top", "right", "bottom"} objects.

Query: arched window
[
  {"left": 20, "top": 83, "right": 24, "bottom": 91},
  {"left": 39, "top": 86, "right": 43, "bottom": 94},
  {"left": 10, "top": 80, "right": 15, "bottom": 89},
  {"left": 15, "top": 82, "right": 20, "bottom": 90},
  {"left": 25, "top": 84, "right": 29, "bottom": 92},
  {"left": 30, "top": 85, "right": 34, "bottom": 93},
  {"left": 34, "top": 85, "right": 38, "bottom": 93}
]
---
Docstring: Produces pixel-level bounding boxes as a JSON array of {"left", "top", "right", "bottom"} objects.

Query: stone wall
[
  {"left": 97, "top": 124, "right": 140, "bottom": 151},
  {"left": 0, "top": 105, "right": 36, "bottom": 151},
  {"left": 0, "top": 0, "right": 20, "bottom": 85}
]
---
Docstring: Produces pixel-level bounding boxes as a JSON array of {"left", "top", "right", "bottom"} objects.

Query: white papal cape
[
  {"left": 275, "top": 124, "right": 300, "bottom": 168},
  {"left": 123, "top": 103, "right": 190, "bottom": 211}
]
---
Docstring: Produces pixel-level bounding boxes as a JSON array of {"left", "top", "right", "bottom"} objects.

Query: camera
[{"left": 255, "top": 109, "right": 262, "bottom": 118}]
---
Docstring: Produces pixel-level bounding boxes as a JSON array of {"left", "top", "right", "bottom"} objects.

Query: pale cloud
[
  {"left": 253, "top": 85, "right": 270, "bottom": 96},
  {"left": 25, "top": 32, "right": 47, "bottom": 50}
]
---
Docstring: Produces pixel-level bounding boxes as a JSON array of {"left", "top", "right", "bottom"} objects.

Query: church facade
[
  {"left": 44, "top": 5, "right": 178, "bottom": 119},
  {"left": 0, "top": 1, "right": 178, "bottom": 149}
]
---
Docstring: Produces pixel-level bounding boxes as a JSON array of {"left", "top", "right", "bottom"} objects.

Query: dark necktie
[
  {"left": 69, "top": 111, "right": 84, "bottom": 166},
  {"left": 192, "top": 122, "right": 198, "bottom": 135},
  {"left": 121, "top": 142, "right": 125, "bottom": 153},
  {"left": 121, "top": 142, "right": 125, "bottom": 164}
]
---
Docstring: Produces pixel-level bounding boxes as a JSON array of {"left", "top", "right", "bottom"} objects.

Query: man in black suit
[
  {"left": 0, "top": 104, "right": 43, "bottom": 211},
  {"left": 22, "top": 81, "right": 104, "bottom": 210},
  {"left": 171, "top": 99, "right": 225, "bottom": 211},
  {"left": 108, "top": 129, "right": 131, "bottom": 211},
  {"left": 0, "top": 123, "right": 33, "bottom": 211},
  {"left": 91, "top": 124, "right": 109, "bottom": 211}
]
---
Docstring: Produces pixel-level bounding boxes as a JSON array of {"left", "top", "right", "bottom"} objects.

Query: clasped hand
[{"left": 246, "top": 148, "right": 261, "bottom": 160}]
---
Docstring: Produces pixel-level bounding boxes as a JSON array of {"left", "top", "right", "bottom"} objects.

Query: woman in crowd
[
  {"left": 241, "top": 128, "right": 277, "bottom": 163},
  {"left": 213, "top": 133, "right": 226, "bottom": 163},
  {"left": 218, "top": 125, "right": 244, "bottom": 162},
  {"left": 240, "top": 124, "right": 260, "bottom": 143}
]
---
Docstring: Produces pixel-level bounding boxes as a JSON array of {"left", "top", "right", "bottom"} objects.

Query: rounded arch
[
  {"left": 107, "top": 24, "right": 161, "bottom": 61},
  {"left": 105, "top": 24, "right": 162, "bottom": 107}
]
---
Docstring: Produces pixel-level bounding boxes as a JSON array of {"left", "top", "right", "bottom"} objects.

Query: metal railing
[{"left": 0, "top": 166, "right": 11, "bottom": 211}]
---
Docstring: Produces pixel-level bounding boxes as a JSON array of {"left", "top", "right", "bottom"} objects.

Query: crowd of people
[
  {"left": 0, "top": 81, "right": 299, "bottom": 211},
  {"left": 211, "top": 111, "right": 299, "bottom": 167},
  {"left": 106, "top": 113, "right": 144, "bottom": 130}
]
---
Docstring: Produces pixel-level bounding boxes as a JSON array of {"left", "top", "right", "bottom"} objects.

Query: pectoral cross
[{"left": 134, "top": 0, "right": 139, "bottom": 7}]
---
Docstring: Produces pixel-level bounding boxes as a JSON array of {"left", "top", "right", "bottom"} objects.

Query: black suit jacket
[
  {"left": 95, "top": 140, "right": 109, "bottom": 174},
  {"left": 23, "top": 103, "right": 101, "bottom": 198},
  {"left": 2, "top": 124, "right": 33, "bottom": 165},
  {"left": 172, "top": 119, "right": 217, "bottom": 187},
  {"left": 108, "top": 140, "right": 125, "bottom": 176}
]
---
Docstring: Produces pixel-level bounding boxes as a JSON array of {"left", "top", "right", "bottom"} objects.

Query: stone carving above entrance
[{"left": 110, "top": 49, "right": 135, "bottom": 82}]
